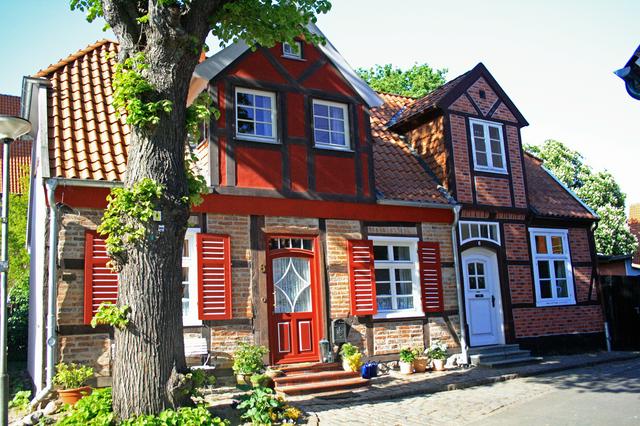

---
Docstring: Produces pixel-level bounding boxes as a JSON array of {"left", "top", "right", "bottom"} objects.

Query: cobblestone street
[{"left": 299, "top": 358, "right": 640, "bottom": 425}]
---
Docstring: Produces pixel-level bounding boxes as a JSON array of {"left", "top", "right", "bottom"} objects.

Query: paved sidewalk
[
  {"left": 290, "top": 351, "right": 639, "bottom": 408},
  {"left": 206, "top": 351, "right": 639, "bottom": 423}
]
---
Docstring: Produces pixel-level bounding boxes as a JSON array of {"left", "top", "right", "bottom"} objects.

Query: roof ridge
[
  {"left": 34, "top": 39, "right": 117, "bottom": 78},
  {"left": 375, "top": 91, "right": 417, "bottom": 100}
]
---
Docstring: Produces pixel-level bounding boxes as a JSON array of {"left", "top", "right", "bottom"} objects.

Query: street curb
[{"left": 302, "top": 353, "right": 640, "bottom": 407}]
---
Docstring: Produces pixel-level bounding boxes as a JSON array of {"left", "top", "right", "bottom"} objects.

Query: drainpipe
[
  {"left": 30, "top": 179, "right": 58, "bottom": 408},
  {"left": 451, "top": 205, "right": 469, "bottom": 365}
]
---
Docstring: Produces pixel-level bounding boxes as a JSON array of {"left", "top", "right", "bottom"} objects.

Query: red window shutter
[
  {"left": 197, "top": 233, "right": 232, "bottom": 320},
  {"left": 83, "top": 231, "right": 119, "bottom": 325},
  {"left": 347, "top": 240, "right": 377, "bottom": 316},
  {"left": 418, "top": 241, "right": 443, "bottom": 313}
]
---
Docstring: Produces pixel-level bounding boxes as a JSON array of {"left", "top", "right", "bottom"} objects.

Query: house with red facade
[{"left": 23, "top": 25, "right": 604, "bottom": 393}]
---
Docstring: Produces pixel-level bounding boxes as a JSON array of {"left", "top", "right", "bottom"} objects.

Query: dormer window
[
  {"left": 469, "top": 118, "right": 507, "bottom": 174},
  {"left": 282, "top": 41, "right": 302, "bottom": 59},
  {"left": 235, "top": 88, "right": 277, "bottom": 143},
  {"left": 313, "top": 99, "right": 350, "bottom": 151}
]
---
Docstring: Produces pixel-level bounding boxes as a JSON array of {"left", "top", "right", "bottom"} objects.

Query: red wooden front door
[{"left": 267, "top": 237, "right": 321, "bottom": 364}]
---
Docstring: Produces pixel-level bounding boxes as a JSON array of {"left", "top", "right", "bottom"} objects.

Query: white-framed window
[
  {"left": 235, "top": 88, "right": 277, "bottom": 143},
  {"left": 529, "top": 228, "right": 576, "bottom": 307},
  {"left": 312, "top": 99, "right": 350, "bottom": 150},
  {"left": 469, "top": 118, "right": 507, "bottom": 173},
  {"left": 459, "top": 221, "right": 501, "bottom": 245},
  {"left": 182, "top": 229, "right": 201, "bottom": 326},
  {"left": 282, "top": 41, "right": 302, "bottom": 59},
  {"left": 370, "top": 237, "right": 423, "bottom": 319}
]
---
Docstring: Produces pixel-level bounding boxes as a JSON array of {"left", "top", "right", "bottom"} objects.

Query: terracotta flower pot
[
  {"left": 413, "top": 357, "right": 429, "bottom": 373},
  {"left": 58, "top": 386, "right": 92, "bottom": 405},
  {"left": 432, "top": 359, "right": 445, "bottom": 371},
  {"left": 399, "top": 361, "right": 414, "bottom": 375}
]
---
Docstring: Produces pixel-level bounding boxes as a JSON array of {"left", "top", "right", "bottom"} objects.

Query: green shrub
[
  {"left": 57, "top": 387, "right": 113, "bottom": 425},
  {"left": 237, "top": 387, "right": 303, "bottom": 425},
  {"left": 338, "top": 343, "right": 358, "bottom": 359},
  {"left": 426, "top": 341, "right": 448, "bottom": 360},
  {"left": 53, "top": 363, "right": 94, "bottom": 390},
  {"left": 8, "top": 390, "right": 30, "bottom": 411},
  {"left": 232, "top": 343, "right": 268, "bottom": 375},
  {"left": 122, "top": 405, "right": 229, "bottom": 425},
  {"left": 8, "top": 277, "right": 29, "bottom": 361},
  {"left": 399, "top": 347, "right": 418, "bottom": 363}
]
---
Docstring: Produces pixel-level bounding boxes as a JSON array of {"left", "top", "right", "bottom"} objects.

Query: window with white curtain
[
  {"left": 469, "top": 118, "right": 507, "bottom": 173},
  {"left": 529, "top": 228, "right": 576, "bottom": 307}
]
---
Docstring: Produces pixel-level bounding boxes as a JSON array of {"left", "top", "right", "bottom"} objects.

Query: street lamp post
[{"left": 0, "top": 116, "right": 31, "bottom": 425}]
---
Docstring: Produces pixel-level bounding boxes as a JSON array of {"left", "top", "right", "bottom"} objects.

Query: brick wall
[
  {"left": 367, "top": 225, "right": 417, "bottom": 236},
  {"left": 467, "top": 77, "right": 499, "bottom": 116},
  {"left": 630, "top": 204, "right": 640, "bottom": 265},
  {"left": 505, "top": 126, "right": 527, "bottom": 208},
  {"left": 504, "top": 223, "right": 529, "bottom": 261},
  {"left": 508, "top": 265, "right": 533, "bottom": 304},
  {"left": 209, "top": 324, "right": 254, "bottom": 367},
  {"left": 427, "top": 315, "right": 460, "bottom": 350},
  {"left": 474, "top": 176, "right": 512, "bottom": 207},
  {"left": 491, "top": 103, "right": 518, "bottom": 123},
  {"left": 407, "top": 116, "right": 449, "bottom": 188},
  {"left": 449, "top": 95, "right": 477, "bottom": 115},
  {"left": 512, "top": 305, "right": 603, "bottom": 337},
  {"left": 449, "top": 114, "right": 473, "bottom": 203},
  {"left": 573, "top": 266, "right": 594, "bottom": 302},
  {"left": 325, "top": 220, "right": 362, "bottom": 318},
  {"left": 569, "top": 227, "right": 592, "bottom": 263},
  {"left": 373, "top": 320, "right": 423, "bottom": 354},
  {"left": 59, "top": 334, "right": 112, "bottom": 377}
]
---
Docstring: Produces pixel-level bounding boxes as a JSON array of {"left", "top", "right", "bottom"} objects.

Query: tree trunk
[{"left": 111, "top": 5, "right": 204, "bottom": 418}]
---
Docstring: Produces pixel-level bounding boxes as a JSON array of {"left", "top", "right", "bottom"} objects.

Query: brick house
[
  {"left": 23, "top": 27, "right": 603, "bottom": 392},
  {"left": 388, "top": 63, "right": 603, "bottom": 352}
]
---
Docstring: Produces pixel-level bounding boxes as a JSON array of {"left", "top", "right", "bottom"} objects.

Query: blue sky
[{"left": 1, "top": 1, "right": 638, "bottom": 207}]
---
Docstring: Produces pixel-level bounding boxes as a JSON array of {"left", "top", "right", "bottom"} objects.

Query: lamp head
[{"left": 0, "top": 115, "right": 31, "bottom": 140}]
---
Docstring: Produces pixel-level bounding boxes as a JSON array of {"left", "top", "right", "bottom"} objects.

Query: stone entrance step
[
  {"left": 273, "top": 362, "right": 369, "bottom": 395},
  {"left": 470, "top": 344, "right": 543, "bottom": 368},
  {"left": 276, "top": 376, "right": 370, "bottom": 396}
]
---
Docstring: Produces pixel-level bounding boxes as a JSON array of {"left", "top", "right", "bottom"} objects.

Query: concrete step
[
  {"left": 276, "top": 377, "right": 370, "bottom": 396},
  {"left": 478, "top": 356, "right": 544, "bottom": 368},
  {"left": 273, "top": 370, "right": 359, "bottom": 386},
  {"left": 468, "top": 344, "right": 522, "bottom": 356},
  {"left": 471, "top": 350, "right": 532, "bottom": 365}
]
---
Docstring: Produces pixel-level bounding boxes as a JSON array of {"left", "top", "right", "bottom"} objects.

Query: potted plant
[
  {"left": 232, "top": 342, "right": 269, "bottom": 385},
  {"left": 53, "top": 362, "right": 94, "bottom": 405},
  {"left": 426, "top": 341, "right": 448, "bottom": 371},
  {"left": 339, "top": 343, "right": 363, "bottom": 372},
  {"left": 413, "top": 347, "right": 429, "bottom": 373},
  {"left": 398, "top": 347, "right": 418, "bottom": 375}
]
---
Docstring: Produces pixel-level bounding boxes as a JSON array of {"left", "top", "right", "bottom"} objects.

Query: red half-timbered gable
[{"left": 202, "top": 40, "right": 374, "bottom": 202}]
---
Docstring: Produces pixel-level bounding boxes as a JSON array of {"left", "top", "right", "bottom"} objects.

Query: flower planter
[
  {"left": 432, "top": 359, "right": 445, "bottom": 371},
  {"left": 399, "top": 361, "right": 414, "bottom": 375},
  {"left": 236, "top": 374, "right": 253, "bottom": 386},
  {"left": 58, "top": 386, "right": 92, "bottom": 405},
  {"left": 413, "top": 357, "right": 429, "bottom": 373}
]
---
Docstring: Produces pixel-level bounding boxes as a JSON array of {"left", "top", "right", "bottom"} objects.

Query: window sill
[
  {"left": 235, "top": 135, "right": 280, "bottom": 145},
  {"left": 183, "top": 320, "right": 203, "bottom": 327},
  {"left": 473, "top": 166, "right": 508, "bottom": 175},
  {"left": 534, "top": 299, "right": 576, "bottom": 308},
  {"left": 281, "top": 55, "right": 306, "bottom": 62},
  {"left": 313, "top": 144, "right": 353, "bottom": 153},
  {"left": 373, "top": 311, "right": 424, "bottom": 320}
]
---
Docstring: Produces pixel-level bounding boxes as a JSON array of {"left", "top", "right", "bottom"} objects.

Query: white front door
[{"left": 462, "top": 248, "right": 504, "bottom": 347}]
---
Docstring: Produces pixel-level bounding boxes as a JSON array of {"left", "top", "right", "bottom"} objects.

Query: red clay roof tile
[
  {"left": 0, "top": 94, "right": 31, "bottom": 194},
  {"left": 524, "top": 152, "right": 596, "bottom": 220}
]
